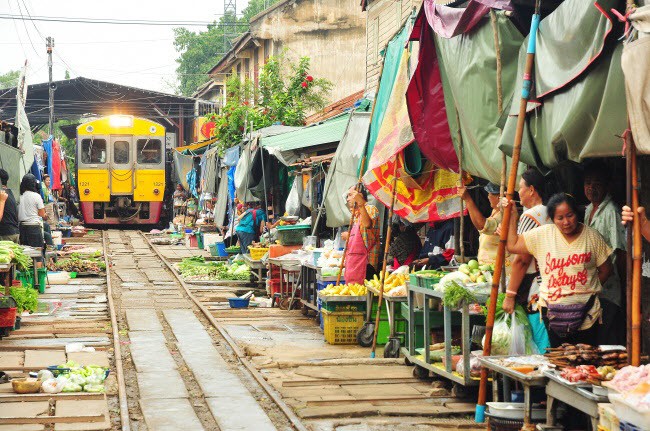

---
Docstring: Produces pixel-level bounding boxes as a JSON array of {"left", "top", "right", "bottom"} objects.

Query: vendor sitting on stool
[{"left": 340, "top": 186, "right": 379, "bottom": 284}]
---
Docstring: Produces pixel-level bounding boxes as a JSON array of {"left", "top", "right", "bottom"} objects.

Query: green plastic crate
[
  {"left": 276, "top": 225, "right": 310, "bottom": 245},
  {"left": 414, "top": 270, "right": 448, "bottom": 289},
  {"left": 321, "top": 300, "right": 366, "bottom": 313}
]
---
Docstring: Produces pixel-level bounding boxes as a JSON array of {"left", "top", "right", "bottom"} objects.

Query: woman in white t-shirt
[
  {"left": 504, "top": 193, "right": 613, "bottom": 347},
  {"left": 18, "top": 174, "right": 48, "bottom": 248}
]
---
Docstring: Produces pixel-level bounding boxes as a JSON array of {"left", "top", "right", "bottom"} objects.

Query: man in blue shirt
[
  {"left": 235, "top": 203, "right": 267, "bottom": 254},
  {"left": 412, "top": 218, "right": 455, "bottom": 269}
]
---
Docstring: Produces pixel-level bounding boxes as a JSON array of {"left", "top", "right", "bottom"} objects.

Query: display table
[
  {"left": 242, "top": 254, "right": 265, "bottom": 288},
  {"left": 401, "top": 284, "right": 487, "bottom": 387},
  {"left": 363, "top": 285, "right": 407, "bottom": 357},
  {"left": 479, "top": 356, "right": 548, "bottom": 425},
  {"left": 299, "top": 263, "right": 320, "bottom": 314},
  {"left": 543, "top": 370, "right": 607, "bottom": 431},
  {"left": 267, "top": 257, "right": 302, "bottom": 308}
]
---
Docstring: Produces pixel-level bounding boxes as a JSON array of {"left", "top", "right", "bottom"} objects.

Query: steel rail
[{"left": 102, "top": 231, "right": 131, "bottom": 431}]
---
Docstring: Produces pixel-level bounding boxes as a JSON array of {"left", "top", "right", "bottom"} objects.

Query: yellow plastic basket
[
  {"left": 248, "top": 246, "right": 269, "bottom": 261},
  {"left": 321, "top": 310, "right": 365, "bottom": 344}
]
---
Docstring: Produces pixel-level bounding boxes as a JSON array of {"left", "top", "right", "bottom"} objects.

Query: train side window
[
  {"left": 137, "top": 139, "right": 162, "bottom": 164},
  {"left": 81, "top": 139, "right": 107, "bottom": 164},
  {"left": 113, "top": 141, "right": 130, "bottom": 164}
]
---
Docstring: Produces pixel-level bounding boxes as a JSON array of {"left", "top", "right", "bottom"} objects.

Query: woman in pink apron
[{"left": 342, "top": 187, "right": 379, "bottom": 285}]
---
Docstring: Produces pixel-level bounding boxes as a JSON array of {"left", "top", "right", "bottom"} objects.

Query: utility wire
[
  {"left": 0, "top": 13, "right": 251, "bottom": 27},
  {"left": 13, "top": 0, "right": 41, "bottom": 58}
]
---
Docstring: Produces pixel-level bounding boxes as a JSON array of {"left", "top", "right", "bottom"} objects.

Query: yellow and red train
[{"left": 76, "top": 115, "right": 166, "bottom": 225}]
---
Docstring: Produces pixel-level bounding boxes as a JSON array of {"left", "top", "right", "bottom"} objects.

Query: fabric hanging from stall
[
  {"left": 363, "top": 50, "right": 464, "bottom": 223},
  {"left": 323, "top": 111, "right": 371, "bottom": 228},
  {"left": 42, "top": 137, "right": 62, "bottom": 190},
  {"left": 622, "top": 6, "right": 650, "bottom": 154},
  {"left": 186, "top": 168, "right": 198, "bottom": 198},
  {"left": 498, "top": 0, "right": 627, "bottom": 169},
  {"left": 234, "top": 143, "right": 259, "bottom": 202},
  {"left": 423, "top": 0, "right": 512, "bottom": 38},
  {"left": 223, "top": 146, "right": 240, "bottom": 167},
  {"left": 14, "top": 67, "right": 35, "bottom": 183},
  {"left": 203, "top": 147, "right": 220, "bottom": 194},
  {"left": 173, "top": 151, "right": 194, "bottom": 191},
  {"left": 214, "top": 166, "right": 230, "bottom": 227},
  {"left": 365, "top": 21, "right": 411, "bottom": 165},
  {"left": 406, "top": 10, "right": 457, "bottom": 172}
]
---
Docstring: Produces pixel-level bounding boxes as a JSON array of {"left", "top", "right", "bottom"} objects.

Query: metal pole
[
  {"left": 370, "top": 173, "right": 398, "bottom": 358},
  {"left": 47, "top": 37, "right": 55, "bottom": 136},
  {"left": 476, "top": 0, "right": 541, "bottom": 423}
]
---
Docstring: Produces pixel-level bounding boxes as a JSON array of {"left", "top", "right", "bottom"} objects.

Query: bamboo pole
[
  {"left": 625, "top": 134, "right": 633, "bottom": 359},
  {"left": 475, "top": 1, "right": 541, "bottom": 423},
  {"left": 456, "top": 109, "right": 465, "bottom": 262},
  {"left": 336, "top": 156, "right": 367, "bottom": 286},
  {"left": 370, "top": 174, "right": 399, "bottom": 358},
  {"left": 631, "top": 140, "right": 642, "bottom": 366},
  {"left": 491, "top": 9, "right": 507, "bottom": 292}
]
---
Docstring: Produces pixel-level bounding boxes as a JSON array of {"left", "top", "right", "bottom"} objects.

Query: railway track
[{"left": 105, "top": 229, "right": 304, "bottom": 431}]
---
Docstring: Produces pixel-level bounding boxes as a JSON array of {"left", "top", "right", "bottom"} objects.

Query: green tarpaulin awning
[{"left": 260, "top": 113, "right": 351, "bottom": 165}]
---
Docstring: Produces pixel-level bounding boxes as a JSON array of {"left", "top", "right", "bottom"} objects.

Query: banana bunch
[
  {"left": 320, "top": 283, "right": 367, "bottom": 296},
  {"left": 365, "top": 272, "right": 408, "bottom": 293}
]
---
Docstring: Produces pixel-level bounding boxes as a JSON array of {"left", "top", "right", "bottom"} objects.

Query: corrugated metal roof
[{"left": 260, "top": 113, "right": 350, "bottom": 152}]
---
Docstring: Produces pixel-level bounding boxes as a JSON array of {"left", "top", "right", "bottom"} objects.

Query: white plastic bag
[
  {"left": 42, "top": 376, "right": 67, "bottom": 394},
  {"left": 509, "top": 314, "right": 527, "bottom": 355},
  {"left": 485, "top": 314, "right": 511, "bottom": 356},
  {"left": 286, "top": 178, "right": 301, "bottom": 216}
]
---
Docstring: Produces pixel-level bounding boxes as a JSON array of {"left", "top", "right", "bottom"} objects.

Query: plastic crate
[
  {"left": 276, "top": 225, "right": 310, "bottom": 245},
  {"left": 248, "top": 247, "right": 269, "bottom": 260},
  {"left": 321, "top": 310, "right": 365, "bottom": 344},
  {"left": 321, "top": 300, "right": 366, "bottom": 313},
  {"left": 414, "top": 270, "right": 448, "bottom": 289}
]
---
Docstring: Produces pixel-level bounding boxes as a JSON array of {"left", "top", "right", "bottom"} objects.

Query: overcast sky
[{"left": 1, "top": 0, "right": 247, "bottom": 94}]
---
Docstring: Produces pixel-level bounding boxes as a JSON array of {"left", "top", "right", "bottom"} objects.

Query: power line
[
  {"left": 14, "top": 0, "right": 41, "bottom": 58},
  {"left": 0, "top": 38, "right": 176, "bottom": 45},
  {"left": 0, "top": 13, "right": 251, "bottom": 27}
]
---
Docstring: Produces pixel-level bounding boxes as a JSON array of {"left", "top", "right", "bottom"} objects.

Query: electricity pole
[{"left": 47, "top": 37, "right": 55, "bottom": 136}]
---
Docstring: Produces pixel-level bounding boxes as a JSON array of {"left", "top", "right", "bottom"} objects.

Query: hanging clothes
[
  {"left": 42, "top": 138, "right": 62, "bottom": 191},
  {"left": 186, "top": 169, "right": 198, "bottom": 198}
]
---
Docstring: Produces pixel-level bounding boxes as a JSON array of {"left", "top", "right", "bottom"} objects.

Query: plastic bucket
[
  {"left": 196, "top": 232, "right": 204, "bottom": 250},
  {"left": 216, "top": 242, "right": 228, "bottom": 257},
  {"left": 36, "top": 268, "right": 47, "bottom": 293}
]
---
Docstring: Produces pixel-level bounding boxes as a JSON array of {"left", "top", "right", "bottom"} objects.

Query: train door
[{"left": 110, "top": 136, "right": 134, "bottom": 195}]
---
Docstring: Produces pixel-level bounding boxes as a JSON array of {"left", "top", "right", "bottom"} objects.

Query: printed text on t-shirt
[{"left": 544, "top": 252, "right": 592, "bottom": 300}]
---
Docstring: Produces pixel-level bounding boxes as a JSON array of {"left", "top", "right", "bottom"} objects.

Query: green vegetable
[
  {"left": 63, "top": 382, "right": 83, "bottom": 392},
  {"left": 442, "top": 282, "right": 477, "bottom": 309},
  {"left": 83, "top": 384, "right": 105, "bottom": 393},
  {"left": 9, "top": 286, "right": 38, "bottom": 314}
]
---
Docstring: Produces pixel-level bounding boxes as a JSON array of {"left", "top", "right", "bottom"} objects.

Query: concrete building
[
  {"left": 195, "top": 0, "right": 366, "bottom": 109},
  {"left": 363, "top": 0, "right": 421, "bottom": 93}
]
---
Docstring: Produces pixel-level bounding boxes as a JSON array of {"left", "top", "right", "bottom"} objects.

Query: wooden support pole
[
  {"left": 370, "top": 173, "right": 398, "bottom": 358},
  {"left": 631, "top": 141, "right": 642, "bottom": 366},
  {"left": 476, "top": 1, "right": 541, "bottom": 423}
]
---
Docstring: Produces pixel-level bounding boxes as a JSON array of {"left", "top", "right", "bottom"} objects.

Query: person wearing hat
[{"left": 458, "top": 182, "right": 510, "bottom": 268}]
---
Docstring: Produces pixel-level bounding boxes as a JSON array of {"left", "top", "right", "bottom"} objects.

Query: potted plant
[{"left": 9, "top": 286, "right": 38, "bottom": 329}]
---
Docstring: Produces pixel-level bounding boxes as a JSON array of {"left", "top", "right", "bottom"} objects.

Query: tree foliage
[
  {"left": 0, "top": 70, "right": 20, "bottom": 90},
  {"left": 208, "top": 54, "right": 332, "bottom": 152},
  {"left": 173, "top": 0, "right": 280, "bottom": 96}
]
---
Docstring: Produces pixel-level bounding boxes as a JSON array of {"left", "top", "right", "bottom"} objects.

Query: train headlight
[
  {"left": 153, "top": 188, "right": 160, "bottom": 195},
  {"left": 84, "top": 188, "right": 90, "bottom": 195},
  {"left": 109, "top": 115, "right": 133, "bottom": 128}
]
